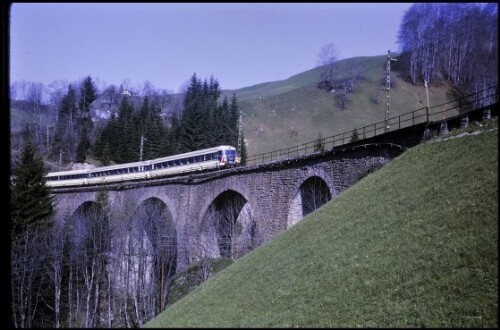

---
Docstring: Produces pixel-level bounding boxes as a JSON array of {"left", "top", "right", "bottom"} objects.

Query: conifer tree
[
  {"left": 52, "top": 84, "right": 77, "bottom": 163},
  {"left": 116, "top": 96, "right": 139, "bottom": 163},
  {"left": 11, "top": 130, "right": 54, "bottom": 238},
  {"left": 79, "top": 76, "right": 97, "bottom": 113},
  {"left": 350, "top": 128, "right": 359, "bottom": 142},
  {"left": 138, "top": 95, "right": 165, "bottom": 160},
  {"left": 76, "top": 76, "right": 97, "bottom": 163},
  {"left": 179, "top": 74, "right": 211, "bottom": 152}
]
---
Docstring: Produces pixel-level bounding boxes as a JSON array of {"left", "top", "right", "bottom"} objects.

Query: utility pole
[
  {"left": 424, "top": 80, "right": 430, "bottom": 111},
  {"left": 424, "top": 80, "right": 431, "bottom": 122},
  {"left": 237, "top": 114, "right": 242, "bottom": 160},
  {"left": 385, "top": 50, "right": 398, "bottom": 132},
  {"left": 59, "top": 149, "right": 65, "bottom": 166},
  {"left": 139, "top": 134, "right": 147, "bottom": 161}
]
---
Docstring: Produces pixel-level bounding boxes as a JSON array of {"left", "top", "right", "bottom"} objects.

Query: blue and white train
[{"left": 45, "top": 145, "right": 238, "bottom": 188}]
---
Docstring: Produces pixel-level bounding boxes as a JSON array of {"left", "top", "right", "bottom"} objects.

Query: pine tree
[
  {"left": 179, "top": 74, "right": 211, "bottom": 152},
  {"left": 314, "top": 132, "right": 325, "bottom": 152},
  {"left": 115, "top": 96, "right": 138, "bottom": 163},
  {"left": 77, "top": 76, "right": 97, "bottom": 162},
  {"left": 350, "top": 128, "right": 359, "bottom": 142},
  {"left": 52, "top": 84, "right": 77, "bottom": 163},
  {"left": 76, "top": 131, "right": 90, "bottom": 163},
  {"left": 137, "top": 95, "right": 166, "bottom": 160},
  {"left": 11, "top": 130, "right": 54, "bottom": 238},
  {"left": 79, "top": 76, "right": 97, "bottom": 113}
]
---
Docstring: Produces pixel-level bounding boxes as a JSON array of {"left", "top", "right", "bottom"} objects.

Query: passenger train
[{"left": 45, "top": 145, "right": 238, "bottom": 188}]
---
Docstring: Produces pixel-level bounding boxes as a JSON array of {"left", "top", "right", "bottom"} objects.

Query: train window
[
  {"left": 188, "top": 157, "right": 194, "bottom": 163},
  {"left": 181, "top": 158, "right": 187, "bottom": 165}
]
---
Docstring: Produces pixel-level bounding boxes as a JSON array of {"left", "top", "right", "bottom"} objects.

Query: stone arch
[
  {"left": 60, "top": 200, "right": 111, "bottom": 327},
  {"left": 134, "top": 190, "right": 177, "bottom": 223},
  {"left": 66, "top": 200, "right": 110, "bottom": 255},
  {"left": 110, "top": 197, "right": 178, "bottom": 318},
  {"left": 287, "top": 175, "right": 333, "bottom": 228},
  {"left": 198, "top": 189, "right": 257, "bottom": 260}
]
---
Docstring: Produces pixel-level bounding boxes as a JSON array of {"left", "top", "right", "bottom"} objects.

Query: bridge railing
[{"left": 245, "top": 84, "right": 498, "bottom": 165}]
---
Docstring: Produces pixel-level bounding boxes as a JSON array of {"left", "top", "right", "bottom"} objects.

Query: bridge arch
[
  {"left": 59, "top": 200, "right": 111, "bottom": 326},
  {"left": 65, "top": 200, "right": 111, "bottom": 252},
  {"left": 287, "top": 174, "right": 333, "bottom": 228},
  {"left": 110, "top": 196, "right": 177, "bottom": 315},
  {"left": 197, "top": 189, "right": 257, "bottom": 260}
]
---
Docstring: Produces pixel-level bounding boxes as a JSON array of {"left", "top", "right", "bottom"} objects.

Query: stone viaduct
[{"left": 50, "top": 142, "right": 405, "bottom": 272}]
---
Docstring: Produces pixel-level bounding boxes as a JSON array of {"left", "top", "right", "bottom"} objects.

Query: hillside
[
  {"left": 10, "top": 55, "right": 453, "bottom": 165},
  {"left": 224, "top": 55, "right": 453, "bottom": 156},
  {"left": 144, "top": 118, "right": 498, "bottom": 327}
]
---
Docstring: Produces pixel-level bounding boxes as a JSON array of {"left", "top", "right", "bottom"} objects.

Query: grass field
[
  {"left": 144, "top": 118, "right": 498, "bottom": 328},
  {"left": 224, "top": 55, "right": 453, "bottom": 156}
]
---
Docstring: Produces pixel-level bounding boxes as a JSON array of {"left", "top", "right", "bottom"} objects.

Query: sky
[{"left": 10, "top": 2, "right": 414, "bottom": 93}]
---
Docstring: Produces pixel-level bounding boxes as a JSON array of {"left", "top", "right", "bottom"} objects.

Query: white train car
[
  {"left": 45, "top": 145, "right": 238, "bottom": 188},
  {"left": 45, "top": 169, "right": 91, "bottom": 187}
]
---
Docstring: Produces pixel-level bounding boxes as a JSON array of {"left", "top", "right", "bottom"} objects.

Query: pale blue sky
[{"left": 10, "top": 2, "right": 414, "bottom": 92}]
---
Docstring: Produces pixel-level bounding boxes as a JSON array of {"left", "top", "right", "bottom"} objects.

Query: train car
[
  {"left": 86, "top": 159, "right": 152, "bottom": 185},
  {"left": 45, "top": 168, "right": 91, "bottom": 187},
  {"left": 45, "top": 145, "right": 238, "bottom": 188}
]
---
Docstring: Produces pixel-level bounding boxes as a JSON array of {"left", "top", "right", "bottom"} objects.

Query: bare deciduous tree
[
  {"left": 317, "top": 43, "right": 339, "bottom": 91},
  {"left": 11, "top": 223, "right": 47, "bottom": 328}
]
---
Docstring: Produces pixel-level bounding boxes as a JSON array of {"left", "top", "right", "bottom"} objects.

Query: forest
[{"left": 397, "top": 3, "right": 497, "bottom": 103}]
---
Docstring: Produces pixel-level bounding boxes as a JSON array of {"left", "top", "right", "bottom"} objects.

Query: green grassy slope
[
  {"left": 223, "top": 55, "right": 452, "bottom": 156},
  {"left": 144, "top": 119, "right": 498, "bottom": 328}
]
